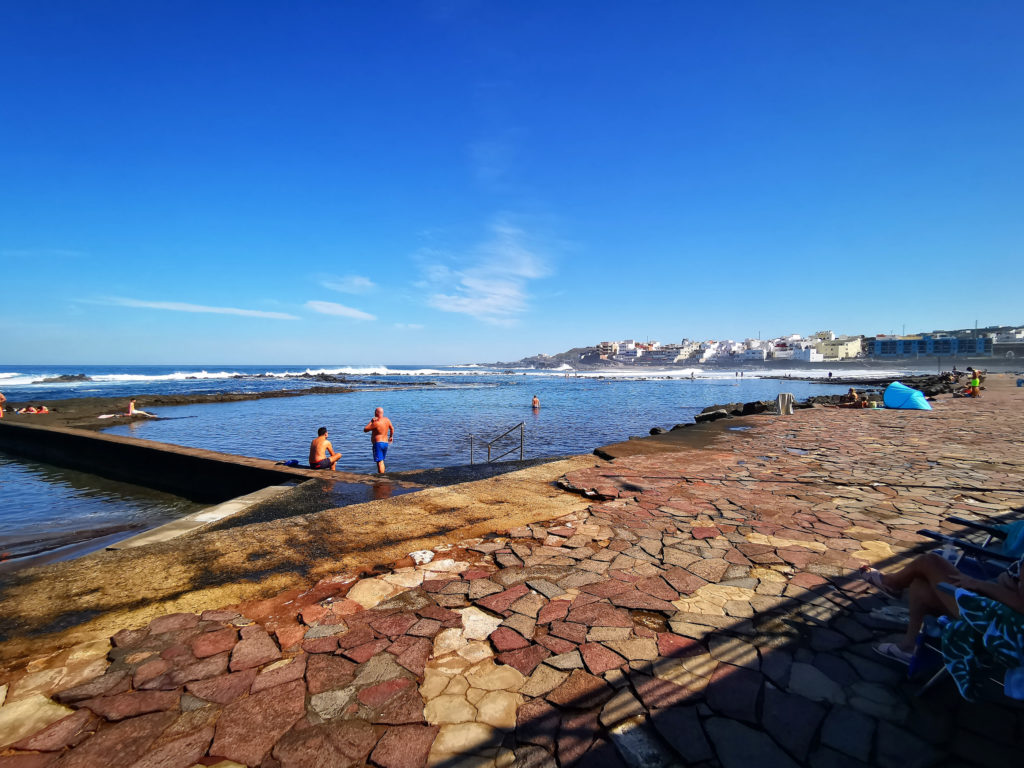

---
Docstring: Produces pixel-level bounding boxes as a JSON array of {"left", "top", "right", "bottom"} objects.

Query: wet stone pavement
[{"left": 1, "top": 381, "right": 1023, "bottom": 767}]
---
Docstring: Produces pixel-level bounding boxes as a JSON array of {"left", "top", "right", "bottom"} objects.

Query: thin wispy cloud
[
  {"left": 98, "top": 297, "right": 298, "bottom": 320},
  {"left": 420, "top": 220, "right": 552, "bottom": 325},
  {"left": 321, "top": 275, "right": 376, "bottom": 294},
  {"left": 394, "top": 323, "right": 424, "bottom": 330},
  {"left": 305, "top": 300, "right": 376, "bottom": 321}
]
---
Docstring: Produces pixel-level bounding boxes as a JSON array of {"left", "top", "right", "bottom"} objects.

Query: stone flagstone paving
[{"left": 1, "top": 379, "right": 1023, "bottom": 767}]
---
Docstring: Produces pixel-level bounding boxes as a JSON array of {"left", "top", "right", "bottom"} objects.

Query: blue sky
[{"left": 1, "top": 1, "right": 1021, "bottom": 365}]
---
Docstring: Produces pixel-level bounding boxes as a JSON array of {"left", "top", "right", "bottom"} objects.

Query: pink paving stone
[
  {"left": 633, "top": 674, "right": 698, "bottom": 708},
  {"left": 386, "top": 635, "right": 418, "bottom": 656},
  {"left": 132, "top": 659, "right": 171, "bottom": 688},
  {"left": 535, "top": 633, "right": 577, "bottom": 654},
  {"left": 358, "top": 677, "right": 412, "bottom": 709},
  {"left": 569, "top": 593, "right": 603, "bottom": 609},
  {"left": 557, "top": 708, "right": 599, "bottom": 767},
  {"left": 342, "top": 638, "right": 392, "bottom": 663},
  {"left": 517, "top": 698, "right": 560, "bottom": 752},
  {"left": 609, "top": 591, "right": 675, "bottom": 611},
  {"left": 417, "top": 604, "right": 460, "bottom": 622},
  {"left": 407, "top": 618, "right": 442, "bottom": 638},
  {"left": 371, "top": 612, "right": 419, "bottom": 637},
  {"left": 462, "top": 568, "right": 492, "bottom": 580},
  {"left": 111, "top": 628, "right": 149, "bottom": 649},
  {"left": 335, "top": 626, "right": 376, "bottom": 650},
  {"left": 789, "top": 572, "right": 829, "bottom": 588},
  {"left": 55, "top": 670, "right": 131, "bottom": 705},
  {"left": 306, "top": 654, "right": 357, "bottom": 694},
  {"left": 251, "top": 653, "right": 308, "bottom": 694},
  {"left": 201, "top": 609, "right": 239, "bottom": 622},
  {"left": 657, "top": 632, "right": 702, "bottom": 658},
  {"left": 395, "top": 638, "right": 433, "bottom": 677},
  {"left": 579, "top": 579, "right": 633, "bottom": 598},
  {"left": 275, "top": 622, "right": 307, "bottom": 651},
  {"left": 185, "top": 667, "right": 257, "bottom": 704},
  {"left": 300, "top": 602, "right": 329, "bottom": 625},
  {"left": 148, "top": 613, "right": 200, "bottom": 634},
  {"left": 546, "top": 670, "right": 613, "bottom": 709},
  {"left": 537, "top": 600, "right": 571, "bottom": 624},
  {"left": 579, "top": 643, "right": 626, "bottom": 675},
  {"left": 549, "top": 621, "right": 588, "bottom": 644},
  {"left": 686, "top": 558, "right": 730, "bottom": 583},
  {"left": 724, "top": 548, "right": 752, "bottom": 565},
  {"left": 11, "top": 709, "right": 99, "bottom": 751},
  {"left": 476, "top": 583, "right": 530, "bottom": 613},
  {"left": 80, "top": 690, "right": 180, "bottom": 721},
  {"left": 129, "top": 725, "right": 214, "bottom": 768},
  {"left": 190, "top": 627, "right": 238, "bottom": 659},
  {"left": 324, "top": 597, "right": 365, "bottom": 618},
  {"left": 0, "top": 752, "right": 59, "bottom": 767},
  {"left": 373, "top": 686, "right": 425, "bottom": 725},
  {"left": 162, "top": 652, "right": 231, "bottom": 688},
  {"left": 47, "top": 711, "right": 177, "bottom": 768},
  {"left": 371, "top": 724, "right": 439, "bottom": 768},
  {"left": 634, "top": 576, "right": 679, "bottom": 601},
  {"left": 158, "top": 644, "right": 193, "bottom": 663},
  {"left": 209, "top": 679, "right": 307, "bottom": 766},
  {"left": 272, "top": 719, "right": 377, "bottom": 768},
  {"left": 489, "top": 627, "right": 530, "bottom": 652},
  {"left": 302, "top": 635, "right": 340, "bottom": 654},
  {"left": 422, "top": 579, "right": 454, "bottom": 593},
  {"left": 229, "top": 625, "right": 281, "bottom": 671},
  {"left": 497, "top": 644, "right": 552, "bottom": 676},
  {"left": 691, "top": 527, "right": 721, "bottom": 540},
  {"left": 565, "top": 602, "right": 632, "bottom": 628}
]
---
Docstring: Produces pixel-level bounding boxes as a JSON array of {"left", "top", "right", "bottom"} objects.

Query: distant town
[{"left": 504, "top": 324, "right": 1024, "bottom": 369}]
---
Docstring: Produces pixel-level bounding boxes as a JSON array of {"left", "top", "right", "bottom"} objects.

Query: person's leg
[
  {"left": 876, "top": 553, "right": 959, "bottom": 592},
  {"left": 897, "top": 577, "right": 951, "bottom": 651}
]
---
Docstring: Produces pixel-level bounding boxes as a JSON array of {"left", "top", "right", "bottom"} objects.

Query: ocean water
[
  {"left": 0, "top": 363, "right": 924, "bottom": 474},
  {"left": 0, "top": 362, "right": 927, "bottom": 570}
]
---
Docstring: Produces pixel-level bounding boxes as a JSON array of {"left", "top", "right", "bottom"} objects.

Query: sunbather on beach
[
  {"left": 16, "top": 405, "right": 48, "bottom": 414},
  {"left": 309, "top": 427, "right": 342, "bottom": 470},
  {"left": 837, "top": 388, "right": 863, "bottom": 408},
  {"left": 127, "top": 399, "right": 154, "bottom": 417},
  {"left": 860, "top": 553, "right": 1024, "bottom": 663}
]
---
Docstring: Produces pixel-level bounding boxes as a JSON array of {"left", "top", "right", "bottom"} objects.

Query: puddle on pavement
[
  {"left": 786, "top": 447, "right": 810, "bottom": 455},
  {"left": 631, "top": 610, "right": 669, "bottom": 633},
  {"left": 728, "top": 426, "right": 753, "bottom": 432}
]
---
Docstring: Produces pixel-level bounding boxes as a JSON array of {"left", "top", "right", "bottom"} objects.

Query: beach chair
[
  {"left": 912, "top": 583, "right": 1024, "bottom": 703},
  {"left": 916, "top": 516, "right": 1024, "bottom": 577}
]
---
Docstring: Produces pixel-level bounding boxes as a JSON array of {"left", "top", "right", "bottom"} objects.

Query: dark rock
[
  {"left": 49, "top": 711, "right": 177, "bottom": 768},
  {"left": 649, "top": 427, "right": 666, "bottom": 435},
  {"left": 694, "top": 409, "right": 733, "bottom": 424},
  {"left": 820, "top": 706, "right": 876, "bottom": 763},
  {"left": 11, "top": 710, "right": 100, "bottom": 752},
  {"left": 762, "top": 687, "right": 826, "bottom": 761},
  {"left": 649, "top": 705, "right": 712, "bottom": 763},
  {"left": 704, "top": 717, "right": 800, "bottom": 768}
]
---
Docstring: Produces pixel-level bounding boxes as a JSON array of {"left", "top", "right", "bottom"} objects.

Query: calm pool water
[{"left": 104, "top": 376, "right": 850, "bottom": 473}]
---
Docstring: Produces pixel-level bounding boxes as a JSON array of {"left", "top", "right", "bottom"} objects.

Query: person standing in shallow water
[
  {"left": 532, "top": 395, "right": 540, "bottom": 409},
  {"left": 364, "top": 407, "right": 394, "bottom": 474}
]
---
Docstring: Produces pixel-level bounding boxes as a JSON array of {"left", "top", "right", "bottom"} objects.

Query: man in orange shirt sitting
[{"left": 363, "top": 407, "right": 395, "bottom": 474}]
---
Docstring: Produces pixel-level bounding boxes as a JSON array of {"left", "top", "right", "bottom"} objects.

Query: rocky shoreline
[
  {"left": 2, "top": 387, "right": 355, "bottom": 431},
  {"left": 649, "top": 374, "right": 963, "bottom": 434}
]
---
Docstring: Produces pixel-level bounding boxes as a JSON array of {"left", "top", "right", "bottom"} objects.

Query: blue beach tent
[{"left": 883, "top": 382, "right": 932, "bottom": 410}]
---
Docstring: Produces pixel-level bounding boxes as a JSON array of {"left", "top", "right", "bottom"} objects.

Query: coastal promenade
[{"left": 1, "top": 377, "right": 1022, "bottom": 766}]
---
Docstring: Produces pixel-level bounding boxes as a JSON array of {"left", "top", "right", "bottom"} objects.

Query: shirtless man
[
  {"left": 532, "top": 395, "right": 540, "bottom": 409},
  {"left": 309, "top": 427, "right": 342, "bottom": 470},
  {"left": 363, "top": 407, "right": 394, "bottom": 473}
]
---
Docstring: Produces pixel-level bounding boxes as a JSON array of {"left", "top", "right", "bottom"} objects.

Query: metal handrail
[{"left": 470, "top": 422, "right": 525, "bottom": 464}]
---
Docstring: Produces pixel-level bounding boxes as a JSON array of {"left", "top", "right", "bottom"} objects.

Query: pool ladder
[{"left": 470, "top": 422, "right": 524, "bottom": 465}]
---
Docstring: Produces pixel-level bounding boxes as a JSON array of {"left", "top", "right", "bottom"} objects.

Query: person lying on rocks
[
  {"left": 860, "top": 553, "right": 1024, "bottom": 664},
  {"left": 837, "top": 388, "right": 865, "bottom": 407}
]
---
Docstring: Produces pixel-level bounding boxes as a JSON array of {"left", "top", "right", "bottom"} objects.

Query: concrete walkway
[{"left": 1, "top": 377, "right": 1022, "bottom": 767}]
